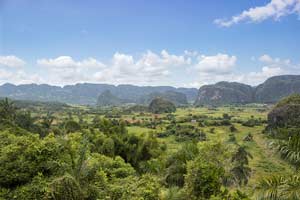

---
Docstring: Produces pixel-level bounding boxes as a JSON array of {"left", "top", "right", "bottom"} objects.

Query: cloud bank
[{"left": 0, "top": 51, "right": 299, "bottom": 88}]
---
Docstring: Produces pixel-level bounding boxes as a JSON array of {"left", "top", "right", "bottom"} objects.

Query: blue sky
[{"left": 0, "top": 0, "right": 300, "bottom": 87}]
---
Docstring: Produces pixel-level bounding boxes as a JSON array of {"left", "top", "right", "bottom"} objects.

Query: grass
[{"left": 125, "top": 106, "right": 292, "bottom": 192}]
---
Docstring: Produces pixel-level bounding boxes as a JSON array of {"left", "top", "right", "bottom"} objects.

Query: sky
[{"left": 0, "top": 0, "right": 300, "bottom": 88}]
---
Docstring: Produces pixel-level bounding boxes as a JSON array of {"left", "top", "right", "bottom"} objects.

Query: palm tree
[
  {"left": 231, "top": 146, "right": 253, "bottom": 186},
  {"left": 231, "top": 165, "right": 252, "bottom": 186},
  {"left": 49, "top": 137, "right": 103, "bottom": 200},
  {"left": 232, "top": 146, "right": 253, "bottom": 165},
  {"left": 255, "top": 133, "right": 300, "bottom": 199},
  {"left": 272, "top": 134, "right": 300, "bottom": 169},
  {"left": 0, "top": 98, "right": 17, "bottom": 121},
  {"left": 255, "top": 175, "right": 284, "bottom": 200},
  {"left": 41, "top": 112, "right": 54, "bottom": 129},
  {"left": 255, "top": 174, "right": 300, "bottom": 200}
]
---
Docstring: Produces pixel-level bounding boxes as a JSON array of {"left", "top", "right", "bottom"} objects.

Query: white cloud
[
  {"left": 37, "top": 56, "right": 106, "bottom": 70},
  {"left": 93, "top": 50, "right": 189, "bottom": 85},
  {"left": 183, "top": 81, "right": 204, "bottom": 88},
  {"left": 0, "top": 55, "right": 26, "bottom": 68},
  {"left": 37, "top": 56, "right": 106, "bottom": 85},
  {"left": 215, "top": 0, "right": 300, "bottom": 27},
  {"left": 0, "top": 68, "right": 43, "bottom": 85},
  {"left": 229, "top": 54, "right": 298, "bottom": 85},
  {"left": 1, "top": 52, "right": 299, "bottom": 88},
  {"left": 259, "top": 54, "right": 274, "bottom": 63},
  {"left": 188, "top": 54, "right": 299, "bottom": 87},
  {"left": 239, "top": 66, "right": 285, "bottom": 85},
  {"left": 184, "top": 50, "right": 198, "bottom": 57},
  {"left": 195, "top": 53, "right": 237, "bottom": 74},
  {"left": 259, "top": 54, "right": 292, "bottom": 66},
  {"left": 35, "top": 50, "right": 190, "bottom": 85}
]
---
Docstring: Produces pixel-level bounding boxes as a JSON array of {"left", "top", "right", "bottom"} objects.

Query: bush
[
  {"left": 64, "top": 120, "right": 81, "bottom": 133},
  {"left": 184, "top": 157, "right": 224, "bottom": 199}
]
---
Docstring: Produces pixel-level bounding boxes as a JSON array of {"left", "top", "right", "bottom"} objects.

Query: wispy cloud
[{"left": 215, "top": 0, "right": 300, "bottom": 27}]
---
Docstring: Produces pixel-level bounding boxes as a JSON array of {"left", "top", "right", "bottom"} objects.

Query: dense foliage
[
  {"left": 267, "top": 94, "right": 300, "bottom": 130},
  {"left": 2, "top": 95, "right": 299, "bottom": 200},
  {"left": 255, "top": 94, "right": 300, "bottom": 199}
]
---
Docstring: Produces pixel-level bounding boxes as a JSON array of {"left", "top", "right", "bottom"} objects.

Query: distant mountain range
[
  {"left": 0, "top": 83, "right": 198, "bottom": 105},
  {"left": 137, "top": 91, "right": 188, "bottom": 106},
  {"left": 96, "top": 90, "right": 188, "bottom": 106},
  {"left": 195, "top": 75, "right": 300, "bottom": 105},
  {"left": 1, "top": 75, "right": 300, "bottom": 106}
]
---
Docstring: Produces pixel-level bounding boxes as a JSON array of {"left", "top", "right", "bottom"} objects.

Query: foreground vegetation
[{"left": 0, "top": 96, "right": 299, "bottom": 199}]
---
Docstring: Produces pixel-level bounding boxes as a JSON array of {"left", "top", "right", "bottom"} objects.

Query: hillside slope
[
  {"left": 195, "top": 75, "right": 300, "bottom": 105},
  {"left": 0, "top": 83, "right": 197, "bottom": 105}
]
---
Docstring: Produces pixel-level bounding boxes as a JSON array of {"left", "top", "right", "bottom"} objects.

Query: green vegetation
[
  {"left": 140, "top": 90, "right": 188, "bottom": 105},
  {"left": 267, "top": 94, "right": 300, "bottom": 131},
  {"left": 97, "top": 90, "right": 124, "bottom": 106},
  {"left": 148, "top": 97, "right": 176, "bottom": 114},
  {"left": 1, "top": 95, "right": 299, "bottom": 199}
]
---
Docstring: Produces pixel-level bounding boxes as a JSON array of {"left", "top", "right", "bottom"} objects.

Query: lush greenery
[{"left": 0, "top": 95, "right": 299, "bottom": 199}]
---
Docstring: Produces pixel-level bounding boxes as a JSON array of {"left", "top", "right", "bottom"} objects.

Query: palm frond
[
  {"left": 282, "top": 175, "right": 300, "bottom": 200},
  {"left": 255, "top": 175, "right": 285, "bottom": 200}
]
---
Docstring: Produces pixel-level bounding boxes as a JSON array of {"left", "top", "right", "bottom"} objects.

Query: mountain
[
  {"left": 97, "top": 90, "right": 125, "bottom": 106},
  {"left": 194, "top": 82, "right": 254, "bottom": 106},
  {"left": 138, "top": 90, "right": 188, "bottom": 105},
  {"left": 194, "top": 75, "right": 300, "bottom": 105},
  {"left": 0, "top": 83, "right": 198, "bottom": 105},
  {"left": 267, "top": 94, "right": 300, "bottom": 129},
  {"left": 2, "top": 75, "right": 299, "bottom": 106},
  {"left": 148, "top": 97, "right": 176, "bottom": 114},
  {"left": 255, "top": 75, "right": 300, "bottom": 103}
]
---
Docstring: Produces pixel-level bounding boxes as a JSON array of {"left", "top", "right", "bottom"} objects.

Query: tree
[
  {"left": 49, "top": 174, "right": 84, "bottom": 200},
  {"left": 255, "top": 174, "right": 300, "bottom": 200},
  {"left": 232, "top": 146, "right": 252, "bottom": 165},
  {"left": 230, "top": 125, "right": 237, "bottom": 132},
  {"left": 223, "top": 113, "right": 232, "bottom": 120},
  {"left": 272, "top": 134, "right": 300, "bottom": 169},
  {"left": 64, "top": 120, "right": 81, "bottom": 133},
  {"left": 230, "top": 165, "right": 252, "bottom": 186},
  {"left": 49, "top": 137, "right": 109, "bottom": 200},
  {"left": 41, "top": 113, "right": 54, "bottom": 129},
  {"left": 165, "top": 142, "right": 199, "bottom": 187},
  {"left": 15, "top": 111, "right": 36, "bottom": 131},
  {"left": 231, "top": 146, "right": 253, "bottom": 186},
  {"left": 0, "top": 98, "right": 16, "bottom": 121},
  {"left": 107, "top": 174, "right": 160, "bottom": 200},
  {"left": 184, "top": 157, "right": 224, "bottom": 199},
  {"left": 101, "top": 138, "right": 115, "bottom": 157},
  {"left": 0, "top": 132, "right": 41, "bottom": 188}
]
